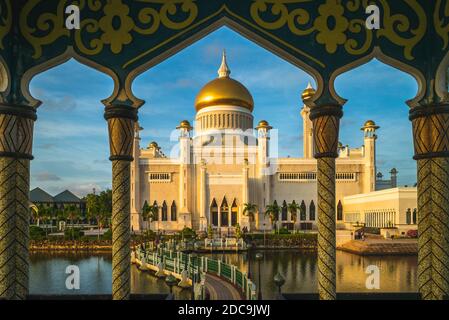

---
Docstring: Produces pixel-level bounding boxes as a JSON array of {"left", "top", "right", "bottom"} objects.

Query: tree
[
  {"left": 64, "top": 204, "right": 81, "bottom": 240},
  {"left": 288, "top": 202, "right": 300, "bottom": 232},
  {"left": 86, "top": 193, "right": 103, "bottom": 239},
  {"left": 265, "top": 203, "right": 280, "bottom": 233},
  {"left": 243, "top": 203, "right": 257, "bottom": 222},
  {"left": 142, "top": 201, "right": 158, "bottom": 232}
]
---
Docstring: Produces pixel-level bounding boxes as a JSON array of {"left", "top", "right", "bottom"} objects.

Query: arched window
[
  {"left": 211, "top": 199, "right": 218, "bottom": 227},
  {"left": 309, "top": 200, "right": 316, "bottom": 221},
  {"left": 282, "top": 200, "right": 288, "bottom": 221},
  {"left": 161, "top": 201, "right": 168, "bottom": 221},
  {"left": 300, "top": 200, "right": 306, "bottom": 221},
  {"left": 273, "top": 200, "right": 279, "bottom": 221},
  {"left": 171, "top": 201, "right": 177, "bottom": 221},
  {"left": 231, "top": 199, "right": 238, "bottom": 227},
  {"left": 153, "top": 201, "right": 158, "bottom": 221},
  {"left": 220, "top": 197, "right": 229, "bottom": 227},
  {"left": 337, "top": 200, "right": 343, "bottom": 221},
  {"left": 412, "top": 208, "right": 417, "bottom": 224},
  {"left": 406, "top": 208, "right": 411, "bottom": 224}
]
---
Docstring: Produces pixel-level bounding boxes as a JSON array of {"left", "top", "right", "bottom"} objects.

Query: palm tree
[
  {"left": 142, "top": 201, "right": 158, "bottom": 232},
  {"left": 265, "top": 203, "right": 280, "bottom": 233},
  {"left": 288, "top": 202, "right": 300, "bottom": 233},
  {"left": 64, "top": 204, "right": 80, "bottom": 240},
  {"left": 243, "top": 203, "right": 257, "bottom": 222}
]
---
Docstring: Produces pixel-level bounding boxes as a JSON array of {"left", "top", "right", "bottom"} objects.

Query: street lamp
[
  {"left": 273, "top": 272, "right": 286, "bottom": 299},
  {"left": 255, "top": 252, "right": 263, "bottom": 300},
  {"left": 165, "top": 274, "right": 178, "bottom": 300},
  {"left": 263, "top": 223, "right": 266, "bottom": 247},
  {"left": 246, "top": 243, "right": 253, "bottom": 278}
]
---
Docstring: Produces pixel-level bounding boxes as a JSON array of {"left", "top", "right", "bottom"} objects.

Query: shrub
[
  {"left": 102, "top": 228, "right": 112, "bottom": 240},
  {"left": 64, "top": 228, "right": 84, "bottom": 240},
  {"left": 180, "top": 227, "right": 197, "bottom": 240},
  {"left": 278, "top": 227, "right": 290, "bottom": 235},
  {"left": 406, "top": 229, "right": 418, "bottom": 238},
  {"left": 30, "top": 226, "right": 46, "bottom": 240}
]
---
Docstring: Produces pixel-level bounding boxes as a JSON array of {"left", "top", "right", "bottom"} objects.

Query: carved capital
[
  {"left": 105, "top": 105, "right": 137, "bottom": 161},
  {"left": 410, "top": 104, "right": 449, "bottom": 160},
  {"left": 0, "top": 104, "right": 36, "bottom": 159},
  {"left": 310, "top": 105, "right": 342, "bottom": 159}
]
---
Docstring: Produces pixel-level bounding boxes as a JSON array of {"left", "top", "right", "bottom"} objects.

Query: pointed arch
[
  {"left": 337, "top": 200, "right": 343, "bottom": 221},
  {"left": 300, "top": 200, "right": 306, "bottom": 221},
  {"left": 309, "top": 200, "right": 316, "bottom": 221},
  {"left": 281, "top": 200, "right": 288, "bottom": 221},
  {"left": 21, "top": 47, "right": 139, "bottom": 108},
  {"left": 210, "top": 198, "right": 218, "bottom": 227},
  {"left": 413, "top": 208, "right": 417, "bottom": 225},
  {"left": 171, "top": 201, "right": 177, "bottom": 221},
  {"left": 161, "top": 201, "right": 168, "bottom": 221},
  {"left": 329, "top": 47, "right": 425, "bottom": 107},
  {"left": 406, "top": 208, "right": 412, "bottom": 224},
  {"left": 220, "top": 196, "right": 229, "bottom": 227},
  {"left": 231, "top": 198, "right": 238, "bottom": 227},
  {"left": 152, "top": 200, "right": 159, "bottom": 221}
]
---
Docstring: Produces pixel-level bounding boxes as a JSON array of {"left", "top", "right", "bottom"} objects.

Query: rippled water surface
[{"left": 30, "top": 250, "right": 417, "bottom": 300}]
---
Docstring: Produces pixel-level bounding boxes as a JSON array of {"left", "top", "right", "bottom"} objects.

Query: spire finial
[{"left": 218, "top": 49, "right": 231, "bottom": 78}]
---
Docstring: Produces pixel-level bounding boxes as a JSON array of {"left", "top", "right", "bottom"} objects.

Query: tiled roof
[
  {"left": 53, "top": 190, "right": 81, "bottom": 202},
  {"left": 30, "top": 187, "right": 54, "bottom": 203}
]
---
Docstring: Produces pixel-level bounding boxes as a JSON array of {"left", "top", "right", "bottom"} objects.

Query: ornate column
[
  {"left": 105, "top": 104, "right": 137, "bottom": 300},
  {"left": 310, "top": 104, "right": 342, "bottom": 300},
  {"left": 410, "top": 103, "right": 449, "bottom": 300},
  {"left": 0, "top": 104, "right": 36, "bottom": 300}
]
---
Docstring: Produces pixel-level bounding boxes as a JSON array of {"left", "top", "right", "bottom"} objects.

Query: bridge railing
[{"left": 134, "top": 244, "right": 257, "bottom": 300}]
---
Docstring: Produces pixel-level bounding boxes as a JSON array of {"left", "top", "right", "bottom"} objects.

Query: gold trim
[{"left": 124, "top": 4, "right": 325, "bottom": 69}]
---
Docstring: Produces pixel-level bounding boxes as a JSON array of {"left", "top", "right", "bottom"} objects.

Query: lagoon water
[{"left": 30, "top": 250, "right": 417, "bottom": 300}]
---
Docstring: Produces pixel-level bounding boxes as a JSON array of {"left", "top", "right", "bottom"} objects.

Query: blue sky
[{"left": 29, "top": 27, "right": 418, "bottom": 197}]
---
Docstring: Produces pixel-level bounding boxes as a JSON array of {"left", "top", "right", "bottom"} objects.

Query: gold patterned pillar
[
  {"left": 410, "top": 104, "right": 449, "bottom": 300},
  {"left": 310, "top": 104, "right": 342, "bottom": 300},
  {"left": 0, "top": 104, "right": 36, "bottom": 300},
  {"left": 105, "top": 105, "right": 137, "bottom": 300}
]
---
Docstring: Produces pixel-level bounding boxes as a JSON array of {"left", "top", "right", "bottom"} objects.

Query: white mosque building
[{"left": 130, "top": 53, "right": 417, "bottom": 235}]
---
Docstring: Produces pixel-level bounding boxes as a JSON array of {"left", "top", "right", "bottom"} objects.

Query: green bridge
[{"left": 132, "top": 244, "right": 256, "bottom": 300}]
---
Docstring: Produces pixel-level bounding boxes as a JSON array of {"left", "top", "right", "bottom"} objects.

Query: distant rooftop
[{"left": 30, "top": 188, "right": 82, "bottom": 203}]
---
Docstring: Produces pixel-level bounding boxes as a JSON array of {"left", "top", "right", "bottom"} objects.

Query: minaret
[
  {"left": 361, "top": 120, "right": 380, "bottom": 192},
  {"left": 256, "top": 120, "right": 272, "bottom": 229},
  {"left": 177, "top": 120, "right": 192, "bottom": 226},
  {"left": 390, "top": 168, "right": 398, "bottom": 188},
  {"left": 199, "top": 160, "right": 207, "bottom": 231},
  {"left": 301, "top": 83, "right": 315, "bottom": 158},
  {"left": 130, "top": 123, "right": 142, "bottom": 231}
]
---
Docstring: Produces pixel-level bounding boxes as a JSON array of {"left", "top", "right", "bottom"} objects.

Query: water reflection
[{"left": 30, "top": 250, "right": 417, "bottom": 300}]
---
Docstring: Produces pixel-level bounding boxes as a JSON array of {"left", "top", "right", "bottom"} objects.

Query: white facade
[{"left": 130, "top": 54, "right": 400, "bottom": 233}]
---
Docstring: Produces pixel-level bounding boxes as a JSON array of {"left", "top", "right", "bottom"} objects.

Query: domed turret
[
  {"left": 194, "top": 51, "right": 254, "bottom": 112},
  {"left": 301, "top": 82, "right": 316, "bottom": 102}
]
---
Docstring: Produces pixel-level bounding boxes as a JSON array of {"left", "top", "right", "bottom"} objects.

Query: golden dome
[
  {"left": 194, "top": 51, "right": 254, "bottom": 112},
  {"left": 148, "top": 141, "right": 158, "bottom": 148},
  {"left": 256, "top": 120, "right": 272, "bottom": 129},
  {"left": 301, "top": 82, "right": 316, "bottom": 102},
  {"left": 177, "top": 120, "right": 192, "bottom": 129},
  {"left": 361, "top": 120, "right": 380, "bottom": 130}
]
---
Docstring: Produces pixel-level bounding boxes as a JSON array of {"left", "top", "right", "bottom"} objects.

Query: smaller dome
[
  {"left": 148, "top": 141, "right": 158, "bottom": 148},
  {"left": 177, "top": 120, "right": 192, "bottom": 130},
  {"left": 364, "top": 120, "right": 376, "bottom": 127},
  {"left": 390, "top": 168, "right": 398, "bottom": 174},
  {"left": 301, "top": 82, "right": 316, "bottom": 102},
  {"left": 256, "top": 120, "right": 272, "bottom": 129}
]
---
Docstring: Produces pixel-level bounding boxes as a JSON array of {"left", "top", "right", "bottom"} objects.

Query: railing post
[{"left": 218, "top": 260, "right": 221, "bottom": 276}]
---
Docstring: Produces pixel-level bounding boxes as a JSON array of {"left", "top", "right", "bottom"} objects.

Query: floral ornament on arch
[
  {"left": 99, "top": 0, "right": 135, "bottom": 54},
  {"left": 313, "top": 0, "right": 349, "bottom": 54}
]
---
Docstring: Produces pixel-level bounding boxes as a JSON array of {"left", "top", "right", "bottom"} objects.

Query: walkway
[
  {"left": 205, "top": 274, "right": 242, "bottom": 300},
  {"left": 338, "top": 239, "right": 417, "bottom": 255}
]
